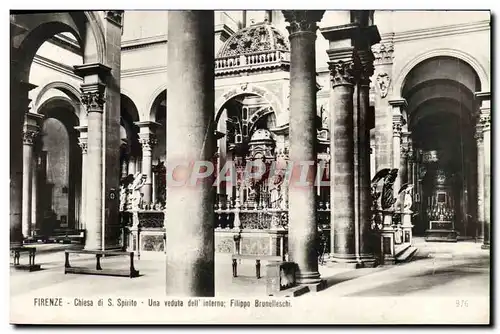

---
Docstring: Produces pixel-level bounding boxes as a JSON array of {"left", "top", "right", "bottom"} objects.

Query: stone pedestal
[
  {"left": 282, "top": 10, "right": 324, "bottom": 285},
  {"left": 379, "top": 212, "right": 396, "bottom": 265},
  {"left": 401, "top": 211, "right": 413, "bottom": 244},
  {"left": 165, "top": 10, "right": 216, "bottom": 297}
]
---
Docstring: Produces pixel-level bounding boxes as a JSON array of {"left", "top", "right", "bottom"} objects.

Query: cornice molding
[
  {"left": 122, "top": 65, "right": 167, "bottom": 78},
  {"left": 121, "top": 34, "right": 168, "bottom": 51},
  {"left": 385, "top": 19, "right": 490, "bottom": 43},
  {"left": 32, "top": 55, "right": 82, "bottom": 81}
]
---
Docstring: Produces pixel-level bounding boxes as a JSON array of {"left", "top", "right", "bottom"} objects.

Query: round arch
[
  {"left": 35, "top": 81, "right": 81, "bottom": 107},
  {"left": 147, "top": 84, "right": 167, "bottom": 121},
  {"left": 11, "top": 11, "right": 106, "bottom": 82},
  {"left": 215, "top": 83, "right": 284, "bottom": 126},
  {"left": 394, "top": 48, "right": 490, "bottom": 97},
  {"left": 37, "top": 96, "right": 80, "bottom": 124}
]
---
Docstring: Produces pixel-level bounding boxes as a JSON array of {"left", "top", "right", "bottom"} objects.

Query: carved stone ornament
[
  {"left": 392, "top": 122, "right": 403, "bottom": 136},
  {"left": 479, "top": 112, "right": 491, "bottom": 131},
  {"left": 376, "top": 72, "right": 391, "bottom": 98},
  {"left": 372, "top": 42, "right": 394, "bottom": 65},
  {"left": 282, "top": 10, "right": 325, "bottom": 35},
  {"left": 474, "top": 124, "right": 484, "bottom": 142},
  {"left": 81, "top": 91, "right": 105, "bottom": 112},
  {"left": 23, "top": 129, "right": 39, "bottom": 145},
  {"left": 328, "top": 59, "right": 358, "bottom": 87},
  {"left": 138, "top": 136, "right": 158, "bottom": 151},
  {"left": 78, "top": 139, "right": 88, "bottom": 154}
]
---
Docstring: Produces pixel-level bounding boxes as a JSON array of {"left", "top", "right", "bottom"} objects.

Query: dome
[
  {"left": 217, "top": 22, "right": 289, "bottom": 58},
  {"left": 250, "top": 129, "right": 273, "bottom": 142}
]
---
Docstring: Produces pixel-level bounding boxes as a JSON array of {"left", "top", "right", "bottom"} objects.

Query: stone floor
[{"left": 10, "top": 238, "right": 490, "bottom": 299}]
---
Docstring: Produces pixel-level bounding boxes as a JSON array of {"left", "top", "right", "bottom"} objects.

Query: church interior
[{"left": 10, "top": 10, "right": 491, "bottom": 298}]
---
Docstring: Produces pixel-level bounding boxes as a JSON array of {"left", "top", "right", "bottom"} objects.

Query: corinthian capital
[
  {"left": 23, "top": 129, "right": 39, "bottom": 146},
  {"left": 328, "top": 58, "right": 359, "bottom": 87},
  {"left": 474, "top": 124, "right": 484, "bottom": 143},
  {"left": 138, "top": 134, "right": 158, "bottom": 151},
  {"left": 282, "top": 10, "right": 325, "bottom": 35},
  {"left": 78, "top": 138, "right": 88, "bottom": 154},
  {"left": 479, "top": 112, "right": 491, "bottom": 132}
]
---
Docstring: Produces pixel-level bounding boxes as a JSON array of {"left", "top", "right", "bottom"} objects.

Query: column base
[
  {"left": 326, "top": 254, "right": 377, "bottom": 269},
  {"left": 481, "top": 244, "right": 490, "bottom": 250},
  {"left": 296, "top": 271, "right": 322, "bottom": 285}
]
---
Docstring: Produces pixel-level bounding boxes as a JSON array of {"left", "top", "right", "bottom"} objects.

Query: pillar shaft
[
  {"left": 481, "top": 112, "right": 491, "bottom": 248},
  {"left": 22, "top": 127, "right": 38, "bottom": 238},
  {"left": 283, "top": 10, "right": 324, "bottom": 284},
  {"left": 86, "top": 107, "right": 104, "bottom": 250},
  {"left": 79, "top": 137, "right": 88, "bottom": 230},
  {"left": 475, "top": 126, "right": 485, "bottom": 240},
  {"left": 74, "top": 64, "right": 111, "bottom": 251},
  {"left": 321, "top": 20, "right": 380, "bottom": 266},
  {"left": 10, "top": 81, "right": 36, "bottom": 248},
  {"left": 166, "top": 10, "right": 215, "bottom": 297},
  {"left": 138, "top": 133, "right": 156, "bottom": 204},
  {"left": 330, "top": 69, "right": 356, "bottom": 259},
  {"left": 358, "top": 74, "right": 375, "bottom": 259}
]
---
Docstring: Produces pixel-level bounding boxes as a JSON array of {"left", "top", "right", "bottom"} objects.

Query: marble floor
[{"left": 10, "top": 238, "right": 490, "bottom": 299}]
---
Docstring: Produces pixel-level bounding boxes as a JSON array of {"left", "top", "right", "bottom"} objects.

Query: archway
[
  {"left": 36, "top": 96, "right": 81, "bottom": 235},
  {"left": 403, "top": 56, "right": 481, "bottom": 241},
  {"left": 120, "top": 93, "right": 141, "bottom": 179},
  {"left": 10, "top": 12, "right": 105, "bottom": 245}
]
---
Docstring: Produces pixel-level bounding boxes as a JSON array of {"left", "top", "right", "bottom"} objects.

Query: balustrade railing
[{"left": 215, "top": 50, "right": 290, "bottom": 71}]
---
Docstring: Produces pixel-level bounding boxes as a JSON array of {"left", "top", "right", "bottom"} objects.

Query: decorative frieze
[{"left": 282, "top": 10, "right": 325, "bottom": 35}]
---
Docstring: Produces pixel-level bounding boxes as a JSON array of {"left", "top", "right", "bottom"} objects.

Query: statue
[
  {"left": 269, "top": 174, "right": 284, "bottom": 209},
  {"left": 119, "top": 174, "right": 135, "bottom": 212},
  {"left": 371, "top": 168, "right": 391, "bottom": 209},
  {"left": 130, "top": 173, "right": 147, "bottom": 210},
  {"left": 381, "top": 169, "right": 398, "bottom": 210},
  {"left": 397, "top": 183, "right": 414, "bottom": 212},
  {"left": 370, "top": 168, "right": 391, "bottom": 230}
]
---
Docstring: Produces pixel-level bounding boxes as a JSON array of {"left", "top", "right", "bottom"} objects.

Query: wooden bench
[
  {"left": 11, "top": 247, "right": 41, "bottom": 272},
  {"left": 64, "top": 250, "right": 139, "bottom": 278},
  {"left": 231, "top": 254, "right": 283, "bottom": 279}
]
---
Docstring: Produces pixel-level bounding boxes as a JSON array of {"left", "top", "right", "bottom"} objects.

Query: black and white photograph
[{"left": 8, "top": 8, "right": 491, "bottom": 325}]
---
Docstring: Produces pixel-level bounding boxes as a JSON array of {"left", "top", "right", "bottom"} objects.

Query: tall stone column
[
  {"left": 75, "top": 125, "right": 88, "bottom": 230},
  {"left": 10, "top": 81, "right": 37, "bottom": 248},
  {"left": 166, "top": 10, "right": 215, "bottom": 297},
  {"left": 282, "top": 10, "right": 324, "bottom": 285},
  {"left": 476, "top": 92, "right": 490, "bottom": 249},
  {"left": 321, "top": 20, "right": 380, "bottom": 267},
  {"left": 474, "top": 124, "right": 484, "bottom": 240},
  {"left": 22, "top": 113, "right": 43, "bottom": 238},
  {"left": 357, "top": 53, "right": 377, "bottom": 262},
  {"left": 135, "top": 121, "right": 160, "bottom": 205},
  {"left": 74, "top": 64, "right": 110, "bottom": 251},
  {"left": 389, "top": 99, "right": 407, "bottom": 195}
]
